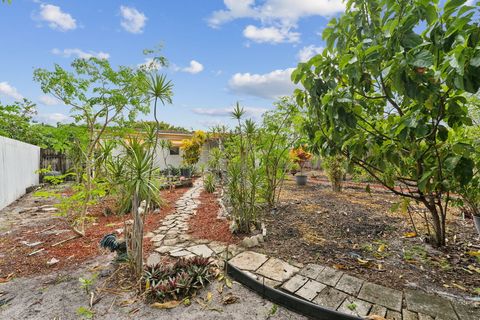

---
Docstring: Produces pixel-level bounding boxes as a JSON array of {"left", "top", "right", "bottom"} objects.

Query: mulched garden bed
[
  {"left": 258, "top": 173, "right": 480, "bottom": 299},
  {"left": 187, "top": 189, "right": 239, "bottom": 244},
  {"left": 0, "top": 186, "right": 189, "bottom": 279}
]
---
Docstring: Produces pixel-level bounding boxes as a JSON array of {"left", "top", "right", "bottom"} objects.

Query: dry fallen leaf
[
  {"left": 151, "top": 300, "right": 181, "bottom": 309},
  {"left": 467, "top": 265, "right": 480, "bottom": 274},
  {"left": 225, "top": 278, "right": 233, "bottom": 288},
  {"left": 377, "top": 244, "right": 386, "bottom": 252},
  {"left": 466, "top": 251, "right": 480, "bottom": 257},
  {"left": 403, "top": 232, "right": 417, "bottom": 238},
  {"left": 206, "top": 291, "right": 213, "bottom": 303}
]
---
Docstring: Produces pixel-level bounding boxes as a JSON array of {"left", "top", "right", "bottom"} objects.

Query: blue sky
[{"left": 0, "top": 0, "right": 345, "bottom": 129}]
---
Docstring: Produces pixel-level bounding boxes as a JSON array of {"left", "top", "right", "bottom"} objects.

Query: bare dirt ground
[
  {"left": 0, "top": 185, "right": 187, "bottom": 278},
  {"left": 0, "top": 256, "right": 305, "bottom": 320},
  {"left": 259, "top": 172, "right": 480, "bottom": 300},
  {"left": 0, "top": 184, "right": 304, "bottom": 320}
]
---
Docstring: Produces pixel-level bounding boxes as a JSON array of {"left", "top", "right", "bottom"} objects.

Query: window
[{"left": 169, "top": 146, "right": 180, "bottom": 155}]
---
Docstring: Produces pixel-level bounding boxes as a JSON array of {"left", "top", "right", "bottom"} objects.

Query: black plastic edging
[{"left": 226, "top": 262, "right": 362, "bottom": 320}]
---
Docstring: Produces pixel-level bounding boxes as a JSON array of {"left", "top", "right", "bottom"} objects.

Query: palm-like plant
[
  {"left": 122, "top": 137, "right": 163, "bottom": 276},
  {"left": 146, "top": 73, "right": 173, "bottom": 156}
]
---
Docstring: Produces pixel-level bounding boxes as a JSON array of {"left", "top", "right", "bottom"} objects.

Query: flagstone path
[{"left": 147, "top": 179, "right": 479, "bottom": 320}]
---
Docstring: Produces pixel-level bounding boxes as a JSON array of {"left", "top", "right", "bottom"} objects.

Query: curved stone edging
[{"left": 226, "top": 261, "right": 362, "bottom": 320}]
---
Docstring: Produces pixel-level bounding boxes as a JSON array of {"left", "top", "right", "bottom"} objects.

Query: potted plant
[{"left": 289, "top": 146, "right": 312, "bottom": 186}]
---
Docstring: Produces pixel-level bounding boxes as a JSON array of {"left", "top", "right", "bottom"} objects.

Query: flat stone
[
  {"left": 146, "top": 253, "right": 161, "bottom": 265},
  {"left": 244, "top": 271, "right": 281, "bottom": 288},
  {"left": 402, "top": 309, "right": 418, "bottom": 320},
  {"left": 256, "top": 258, "right": 299, "bottom": 282},
  {"left": 299, "top": 264, "right": 325, "bottom": 279},
  {"left": 417, "top": 314, "right": 433, "bottom": 320},
  {"left": 151, "top": 234, "right": 165, "bottom": 242},
  {"left": 452, "top": 302, "right": 479, "bottom": 320},
  {"left": 228, "top": 251, "right": 268, "bottom": 271},
  {"left": 155, "top": 246, "right": 177, "bottom": 254},
  {"left": 193, "top": 239, "right": 210, "bottom": 244},
  {"left": 337, "top": 297, "right": 372, "bottom": 317},
  {"left": 179, "top": 234, "right": 191, "bottom": 242},
  {"left": 187, "top": 244, "right": 214, "bottom": 258},
  {"left": 281, "top": 274, "right": 308, "bottom": 293},
  {"left": 170, "top": 250, "right": 191, "bottom": 257},
  {"left": 295, "top": 279, "right": 326, "bottom": 301},
  {"left": 163, "top": 238, "right": 179, "bottom": 246},
  {"left": 315, "top": 266, "right": 343, "bottom": 286},
  {"left": 312, "top": 287, "right": 348, "bottom": 310},
  {"left": 335, "top": 273, "right": 364, "bottom": 295},
  {"left": 144, "top": 232, "right": 155, "bottom": 238},
  {"left": 209, "top": 243, "right": 226, "bottom": 254},
  {"left": 404, "top": 289, "right": 457, "bottom": 320},
  {"left": 369, "top": 305, "right": 387, "bottom": 318},
  {"left": 358, "top": 282, "right": 403, "bottom": 312},
  {"left": 386, "top": 309, "right": 402, "bottom": 320}
]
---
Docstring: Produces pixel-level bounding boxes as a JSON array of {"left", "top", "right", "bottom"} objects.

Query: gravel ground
[{"left": 0, "top": 256, "right": 305, "bottom": 320}]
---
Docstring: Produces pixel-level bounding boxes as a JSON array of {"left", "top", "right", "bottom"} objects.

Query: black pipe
[{"left": 226, "top": 262, "right": 362, "bottom": 320}]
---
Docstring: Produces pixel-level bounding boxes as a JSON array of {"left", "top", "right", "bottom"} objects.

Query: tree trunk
[
  {"left": 423, "top": 197, "right": 446, "bottom": 247},
  {"left": 131, "top": 192, "right": 144, "bottom": 277}
]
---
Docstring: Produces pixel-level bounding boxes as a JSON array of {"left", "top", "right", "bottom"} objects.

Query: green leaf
[
  {"left": 454, "top": 157, "right": 474, "bottom": 186},
  {"left": 411, "top": 50, "right": 434, "bottom": 68}
]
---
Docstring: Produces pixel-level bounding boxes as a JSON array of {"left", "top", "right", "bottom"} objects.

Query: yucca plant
[
  {"left": 122, "top": 137, "right": 163, "bottom": 277},
  {"left": 204, "top": 173, "right": 216, "bottom": 193}
]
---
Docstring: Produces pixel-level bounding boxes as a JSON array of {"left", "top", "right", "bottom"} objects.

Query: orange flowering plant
[{"left": 289, "top": 146, "right": 312, "bottom": 175}]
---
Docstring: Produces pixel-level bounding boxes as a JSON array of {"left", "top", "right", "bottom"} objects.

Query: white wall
[
  {"left": 153, "top": 139, "right": 213, "bottom": 170},
  {"left": 0, "top": 136, "right": 40, "bottom": 210}
]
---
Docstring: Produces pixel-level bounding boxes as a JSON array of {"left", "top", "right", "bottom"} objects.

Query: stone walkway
[
  {"left": 146, "top": 178, "right": 244, "bottom": 267},
  {"left": 146, "top": 180, "right": 478, "bottom": 320}
]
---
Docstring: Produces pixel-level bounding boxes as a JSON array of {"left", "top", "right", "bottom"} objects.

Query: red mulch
[
  {"left": 0, "top": 187, "right": 188, "bottom": 279},
  {"left": 187, "top": 189, "right": 238, "bottom": 244}
]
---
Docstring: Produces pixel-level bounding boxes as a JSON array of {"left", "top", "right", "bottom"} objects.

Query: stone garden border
[{"left": 227, "top": 261, "right": 362, "bottom": 320}]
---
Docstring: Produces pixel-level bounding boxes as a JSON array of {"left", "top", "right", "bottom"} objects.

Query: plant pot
[
  {"left": 180, "top": 168, "right": 192, "bottom": 178},
  {"left": 474, "top": 215, "right": 480, "bottom": 235},
  {"left": 295, "top": 174, "right": 308, "bottom": 186}
]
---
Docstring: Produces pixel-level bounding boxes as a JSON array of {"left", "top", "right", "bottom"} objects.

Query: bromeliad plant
[{"left": 143, "top": 256, "right": 213, "bottom": 302}]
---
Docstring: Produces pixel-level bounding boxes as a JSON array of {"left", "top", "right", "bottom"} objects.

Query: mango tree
[{"left": 292, "top": 0, "right": 480, "bottom": 246}]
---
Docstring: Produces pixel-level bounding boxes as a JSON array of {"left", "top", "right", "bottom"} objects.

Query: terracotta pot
[
  {"left": 295, "top": 175, "right": 308, "bottom": 186},
  {"left": 474, "top": 215, "right": 480, "bottom": 235}
]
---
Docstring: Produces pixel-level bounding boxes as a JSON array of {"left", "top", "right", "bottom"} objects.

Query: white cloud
[
  {"left": 192, "top": 106, "right": 268, "bottom": 118},
  {"left": 0, "top": 82, "right": 23, "bottom": 100},
  {"left": 35, "top": 113, "right": 70, "bottom": 124},
  {"left": 182, "top": 60, "right": 204, "bottom": 74},
  {"left": 51, "top": 48, "right": 110, "bottom": 59},
  {"left": 39, "top": 4, "right": 77, "bottom": 31},
  {"left": 120, "top": 6, "right": 147, "bottom": 34},
  {"left": 297, "top": 45, "right": 324, "bottom": 62},
  {"left": 243, "top": 25, "right": 299, "bottom": 44},
  {"left": 209, "top": 0, "right": 345, "bottom": 27},
  {"left": 229, "top": 68, "right": 297, "bottom": 99},
  {"left": 209, "top": 0, "right": 344, "bottom": 43},
  {"left": 38, "top": 95, "right": 62, "bottom": 106}
]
